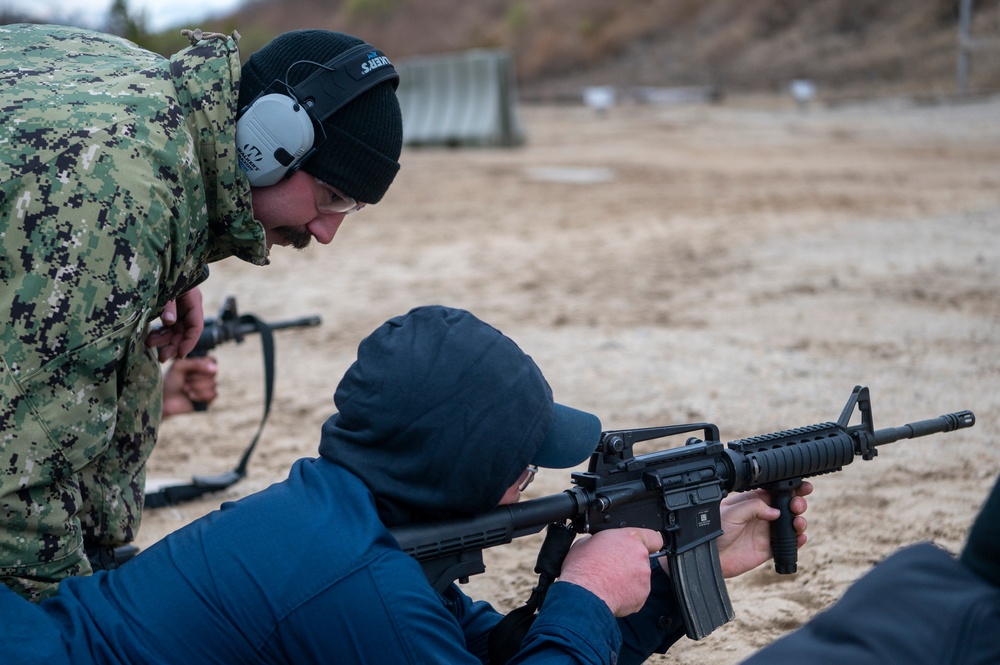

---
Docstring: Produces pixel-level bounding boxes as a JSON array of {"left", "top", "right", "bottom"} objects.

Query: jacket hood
[
  {"left": 318, "top": 306, "right": 599, "bottom": 527},
  {"left": 169, "top": 29, "right": 268, "bottom": 266}
]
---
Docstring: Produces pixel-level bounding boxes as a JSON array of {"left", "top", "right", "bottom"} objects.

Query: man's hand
[
  {"left": 146, "top": 288, "right": 205, "bottom": 361},
  {"left": 714, "top": 482, "right": 813, "bottom": 578},
  {"left": 161, "top": 356, "right": 219, "bottom": 418},
  {"left": 559, "top": 528, "right": 663, "bottom": 617}
]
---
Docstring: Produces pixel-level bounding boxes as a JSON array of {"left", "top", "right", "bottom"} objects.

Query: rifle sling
[
  {"left": 144, "top": 314, "right": 275, "bottom": 509},
  {"left": 487, "top": 523, "right": 576, "bottom": 664}
]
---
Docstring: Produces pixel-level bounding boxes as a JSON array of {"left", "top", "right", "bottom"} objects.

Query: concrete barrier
[{"left": 395, "top": 49, "right": 525, "bottom": 147}]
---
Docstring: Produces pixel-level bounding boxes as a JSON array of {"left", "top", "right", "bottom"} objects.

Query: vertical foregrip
[
  {"left": 770, "top": 489, "right": 798, "bottom": 574},
  {"left": 729, "top": 431, "right": 858, "bottom": 576}
]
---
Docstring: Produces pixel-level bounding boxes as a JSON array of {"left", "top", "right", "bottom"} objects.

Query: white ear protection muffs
[
  {"left": 236, "top": 43, "right": 400, "bottom": 188},
  {"left": 236, "top": 94, "right": 315, "bottom": 187}
]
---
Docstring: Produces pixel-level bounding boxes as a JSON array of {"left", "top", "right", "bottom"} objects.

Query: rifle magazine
[{"left": 668, "top": 539, "right": 735, "bottom": 640}]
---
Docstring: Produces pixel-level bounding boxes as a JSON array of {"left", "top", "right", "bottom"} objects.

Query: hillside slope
[
  {"left": 3, "top": 1, "right": 997, "bottom": 100},
  {"left": 212, "top": 0, "right": 1000, "bottom": 100}
]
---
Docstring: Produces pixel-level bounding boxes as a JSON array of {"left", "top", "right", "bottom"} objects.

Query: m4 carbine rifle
[{"left": 391, "top": 386, "right": 975, "bottom": 640}]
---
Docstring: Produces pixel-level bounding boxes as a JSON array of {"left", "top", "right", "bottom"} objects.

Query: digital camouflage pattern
[{"left": 0, "top": 24, "right": 268, "bottom": 601}]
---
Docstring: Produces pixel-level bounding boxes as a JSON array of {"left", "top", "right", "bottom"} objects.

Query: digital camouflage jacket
[{"left": 0, "top": 23, "right": 268, "bottom": 600}]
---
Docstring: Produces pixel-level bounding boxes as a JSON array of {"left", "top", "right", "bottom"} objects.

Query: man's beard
[{"left": 276, "top": 226, "right": 312, "bottom": 250}]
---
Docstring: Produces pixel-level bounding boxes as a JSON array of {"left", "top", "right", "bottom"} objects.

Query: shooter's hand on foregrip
[
  {"left": 755, "top": 408, "right": 976, "bottom": 574},
  {"left": 161, "top": 356, "right": 219, "bottom": 417}
]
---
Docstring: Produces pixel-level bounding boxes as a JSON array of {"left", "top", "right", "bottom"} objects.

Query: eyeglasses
[
  {"left": 518, "top": 465, "right": 538, "bottom": 493},
  {"left": 314, "top": 179, "right": 365, "bottom": 215}
]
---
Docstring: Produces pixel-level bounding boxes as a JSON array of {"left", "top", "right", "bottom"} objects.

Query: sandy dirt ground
[{"left": 140, "top": 93, "right": 1000, "bottom": 663}]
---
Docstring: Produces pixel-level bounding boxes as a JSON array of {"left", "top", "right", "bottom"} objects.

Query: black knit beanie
[{"left": 238, "top": 30, "right": 403, "bottom": 204}]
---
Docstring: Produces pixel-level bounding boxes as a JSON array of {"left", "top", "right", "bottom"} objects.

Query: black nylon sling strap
[
  {"left": 487, "top": 522, "right": 577, "bottom": 664},
  {"left": 144, "top": 313, "right": 276, "bottom": 508}
]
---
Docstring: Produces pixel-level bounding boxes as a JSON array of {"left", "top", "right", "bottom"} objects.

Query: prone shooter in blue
[{"left": 0, "top": 305, "right": 973, "bottom": 664}]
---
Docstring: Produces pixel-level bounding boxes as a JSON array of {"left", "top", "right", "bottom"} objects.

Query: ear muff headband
[{"left": 236, "top": 43, "right": 400, "bottom": 188}]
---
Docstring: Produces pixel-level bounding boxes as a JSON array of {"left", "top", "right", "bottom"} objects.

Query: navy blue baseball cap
[{"left": 534, "top": 402, "right": 601, "bottom": 469}]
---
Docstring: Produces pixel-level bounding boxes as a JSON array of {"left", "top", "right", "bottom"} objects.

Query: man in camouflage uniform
[{"left": 0, "top": 24, "right": 403, "bottom": 600}]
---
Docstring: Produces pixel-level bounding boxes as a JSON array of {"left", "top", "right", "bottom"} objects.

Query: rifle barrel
[
  {"left": 223, "top": 315, "right": 322, "bottom": 340},
  {"left": 873, "top": 410, "right": 975, "bottom": 446},
  {"left": 269, "top": 315, "right": 322, "bottom": 331},
  {"left": 232, "top": 316, "right": 322, "bottom": 337}
]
